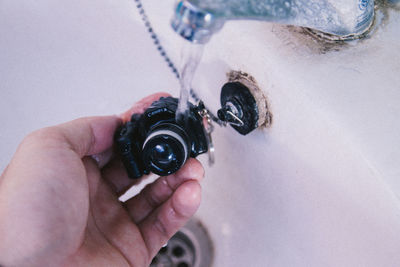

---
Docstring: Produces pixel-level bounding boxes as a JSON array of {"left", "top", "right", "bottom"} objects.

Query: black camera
[{"left": 115, "top": 97, "right": 209, "bottom": 178}]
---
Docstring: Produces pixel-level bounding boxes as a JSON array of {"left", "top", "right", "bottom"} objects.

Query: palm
[{"left": 65, "top": 156, "right": 151, "bottom": 266}]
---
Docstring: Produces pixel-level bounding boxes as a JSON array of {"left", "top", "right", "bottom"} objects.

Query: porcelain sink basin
[{"left": 1, "top": 0, "right": 400, "bottom": 266}]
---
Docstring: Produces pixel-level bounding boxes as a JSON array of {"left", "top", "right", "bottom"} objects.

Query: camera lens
[
  {"left": 151, "top": 144, "right": 175, "bottom": 166},
  {"left": 142, "top": 124, "right": 190, "bottom": 176}
]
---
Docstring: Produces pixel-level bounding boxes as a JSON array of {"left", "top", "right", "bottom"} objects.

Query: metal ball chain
[{"left": 133, "top": 0, "right": 180, "bottom": 80}]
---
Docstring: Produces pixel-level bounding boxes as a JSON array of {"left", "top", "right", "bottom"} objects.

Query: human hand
[{"left": 0, "top": 93, "right": 204, "bottom": 267}]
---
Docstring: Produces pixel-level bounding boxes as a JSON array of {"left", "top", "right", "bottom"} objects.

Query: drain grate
[
  {"left": 151, "top": 231, "right": 195, "bottom": 266},
  {"left": 151, "top": 219, "right": 213, "bottom": 267}
]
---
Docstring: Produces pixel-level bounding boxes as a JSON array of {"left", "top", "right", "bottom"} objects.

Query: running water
[{"left": 175, "top": 43, "right": 204, "bottom": 122}]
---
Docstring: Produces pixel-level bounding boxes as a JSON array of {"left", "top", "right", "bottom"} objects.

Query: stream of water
[{"left": 175, "top": 43, "right": 204, "bottom": 122}]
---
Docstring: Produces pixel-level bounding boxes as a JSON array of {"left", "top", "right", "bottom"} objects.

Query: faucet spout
[
  {"left": 171, "top": 0, "right": 375, "bottom": 43},
  {"left": 171, "top": 0, "right": 225, "bottom": 44}
]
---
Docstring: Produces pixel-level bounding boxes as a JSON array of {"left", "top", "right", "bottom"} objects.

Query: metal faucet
[{"left": 171, "top": 0, "right": 375, "bottom": 43}]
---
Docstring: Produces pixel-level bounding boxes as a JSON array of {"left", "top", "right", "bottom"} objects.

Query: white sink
[{"left": 1, "top": 0, "right": 400, "bottom": 266}]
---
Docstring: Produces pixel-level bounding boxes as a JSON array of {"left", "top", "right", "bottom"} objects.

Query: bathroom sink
[
  {"left": 148, "top": 2, "right": 400, "bottom": 265},
  {"left": 1, "top": 0, "right": 400, "bottom": 266}
]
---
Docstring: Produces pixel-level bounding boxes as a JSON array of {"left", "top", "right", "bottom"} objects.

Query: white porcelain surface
[{"left": 1, "top": 1, "right": 400, "bottom": 266}]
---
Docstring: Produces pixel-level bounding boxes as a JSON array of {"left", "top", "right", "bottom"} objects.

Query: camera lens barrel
[{"left": 142, "top": 123, "right": 190, "bottom": 176}]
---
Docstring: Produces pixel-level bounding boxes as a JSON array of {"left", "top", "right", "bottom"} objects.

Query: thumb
[{"left": 45, "top": 115, "right": 122, "bottom": 158}]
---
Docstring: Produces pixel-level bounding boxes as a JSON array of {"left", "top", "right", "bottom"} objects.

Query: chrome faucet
[{"left": 171, "top": 0, "right": 375, "bottom": 43}]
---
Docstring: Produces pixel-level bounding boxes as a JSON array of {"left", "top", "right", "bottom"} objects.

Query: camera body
[{"left": 115, "top": 97, "right": 208, "bottom": 178}]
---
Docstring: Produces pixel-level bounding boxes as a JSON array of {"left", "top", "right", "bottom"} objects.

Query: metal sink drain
[{"left": 151, "top": 218, "right": 213, "bottom": 267}]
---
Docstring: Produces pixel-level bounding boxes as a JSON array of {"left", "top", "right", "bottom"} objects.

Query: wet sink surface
[{"left": 1, "top": 1, "right": 400, "bottom": 266}]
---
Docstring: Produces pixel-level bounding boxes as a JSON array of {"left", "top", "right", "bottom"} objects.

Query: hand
[{"left": 0, "top": 93, "right": 204, "bottom": 267}]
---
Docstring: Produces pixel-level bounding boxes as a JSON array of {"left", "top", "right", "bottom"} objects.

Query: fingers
[
  {"left": 124, "top": 158, "right": 204, "bottom": 223},
  {"left": 82, "top": 157, "right": 149, "bottom": 267},
  {"left": 120, "top": 92, "right": 171, "bottom": 122},
  {"left": 138, "top": 180, "right": 201, "bottom": 259},
  {"left": 127, "top": 159, "right": 203, "bottom": 259}
]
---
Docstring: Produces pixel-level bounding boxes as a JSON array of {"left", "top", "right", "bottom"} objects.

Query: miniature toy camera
[{"left": 115, "top": 97, "right": 209, "bottom": 178}]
